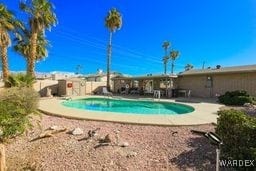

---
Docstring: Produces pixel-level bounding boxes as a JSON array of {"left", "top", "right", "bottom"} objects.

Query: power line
[{"left": 49, "top": 27, "right": 190, "bottom": 72}]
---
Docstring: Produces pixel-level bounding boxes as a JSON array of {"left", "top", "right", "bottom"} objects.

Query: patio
[{"left": 112, "top": 74, "right": 192, "bottom": 98}]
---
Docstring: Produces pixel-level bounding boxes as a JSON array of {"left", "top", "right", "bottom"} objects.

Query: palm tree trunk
[
  {"left": 0, "top": 144, "right": 6, "bottom": 171},
  {"left": 164, "top": 63, "right": 167, "bottom": 75},
  {"left": 106, "top": 31, "right": 112, "bottom": 91},
  {"left": 0, "top": 45, "right": 9, "bottom": 86},
  {"left": 171, "top": 60, "right": 174, "bottom": 74},
  {"left": 164, "top": 62, "right": 168, "bottom": 96},
  {"left": 164, "top": 49, "right": 168, "bottom": 96},
  {"left": 28, "top": 32, "right": 38, "bottom": 77},
  {"left": 164, "top": 49, "right": 168, "bottom": 74}
]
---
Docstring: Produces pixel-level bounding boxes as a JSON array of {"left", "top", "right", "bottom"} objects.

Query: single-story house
[
  {"left": 84, "top": 72, "right": 123, "bottom": 82},
  {"left": 112, "top": 74, "right": 178, "bottom": 96},
  {"left": 177, "top": 64, "right": 256, "bottom": 97},
  {"left": 112, "top": 64, "right": 256, "bottom": 98}
]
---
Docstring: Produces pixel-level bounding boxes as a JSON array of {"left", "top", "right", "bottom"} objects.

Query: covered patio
[{"left": 112, "top": 74, "right": 178, "bottom": 97}]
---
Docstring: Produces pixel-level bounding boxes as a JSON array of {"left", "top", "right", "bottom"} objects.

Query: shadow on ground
[{"left": 170, "top": 136, "right": 216, "bottom": 171}]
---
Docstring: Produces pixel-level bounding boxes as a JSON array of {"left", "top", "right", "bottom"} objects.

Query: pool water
[{"left": 62, "top": 98, "right": 194, "bottom": 115}]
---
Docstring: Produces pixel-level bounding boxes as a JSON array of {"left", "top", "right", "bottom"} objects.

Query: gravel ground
[{"left": 6, "top": 114, "right": 216, "bottom": 171}]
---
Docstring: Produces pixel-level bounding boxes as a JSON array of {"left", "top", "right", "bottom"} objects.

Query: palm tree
[
  {"left": 14, "top": 29, "right": 49, "bottom": 62},
  {"left": 105, "top": 8, "right": 122, "bottom": 90},
  {"left": 162, "top": 56, "right": 169, "bottom": 74},
  {"left": 20, "top": 0, "right": 57, "bottom": 77},
  {"left": 162, "top": 41, "right": 170, "bottom": 74},
  {"left": 6, "top": 73, "right": 35, "bottom": 87},
  {"left": 170, "top": 50, "right": 180, "bottom": 74},
  {"left": 185, "top": 64, "right": 193, "bottom": 71},
  {"left": 0, "top": 4, "right": 22, "bottom": 85}
]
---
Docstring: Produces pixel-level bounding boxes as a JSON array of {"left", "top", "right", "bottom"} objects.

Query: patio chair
[
  {"left": 120, "top": 90, "right": 126, "bottom": 95},
  {"left": 187, "top": 90, "right": 191, "bottom": 98},
  {"left": 102, "top": 87, "right": 113, "bottom": 96}
]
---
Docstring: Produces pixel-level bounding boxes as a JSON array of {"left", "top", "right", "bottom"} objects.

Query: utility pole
[
  {"left": 76, "top": 65, "right": 83, "bottom": 75},
  {"left": 202, "top": 61, "right": 205, "bottom": 69}
]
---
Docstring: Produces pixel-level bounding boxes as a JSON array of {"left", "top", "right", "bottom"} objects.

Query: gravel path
[{"left": 6, "top": 114, "right": 216, "bottom": 171}]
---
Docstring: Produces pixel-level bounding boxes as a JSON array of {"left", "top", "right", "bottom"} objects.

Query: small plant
[
  {"left": 216, "top": 109, "right": 256, "bottom": 168},
  {"left": 218, "top": 90, "right": 253, "bottom": 106},
  {"left": 6, "top": 73, "right": 35, "bottom": 88},
  {"left": 0, "top": 101, "right": 30, "bottom": 140},
  {"left": 0, "top": 87, "right": 39, "bottom": 141}
]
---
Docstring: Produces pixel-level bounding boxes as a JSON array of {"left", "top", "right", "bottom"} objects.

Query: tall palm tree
[
  {"left": 14, "top": 29, "right": 49, "bottom": 62},
  {"left": 20, "top": 0, "right": 57, "bottom": 77},
  {"left": 105, "top": 8, "right": 122, "bottom": 90},
  {"left": 170, "top": 50, "right": 180, "bottom": 74},
  {"left": 162, "top": 41, "right": 170, "bottom": 74},
  {"left": 0, "top": 4, "right": 22, "bottom": 85},
  {"left": 185, "top": 64, "right": 193, "bottom": 71},
  {"left": 162, "top": 56, "right": 169, "bottom": 74}
]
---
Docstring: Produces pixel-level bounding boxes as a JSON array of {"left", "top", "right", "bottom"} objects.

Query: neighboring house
[
  {"left": 35, "top": 72, "right": 82, "bottom": 80},
  {"left": 177, "top": 65, "right": 256, "bottom": 97},
  {"left": 84, "top": 71, "right": 123, "bottom": 83},
  {"left": 51, "top": 72, "right": 83, "bottom": 80},
  {"left": 85, "top": 74, "right": 108, "bottom": 82}
]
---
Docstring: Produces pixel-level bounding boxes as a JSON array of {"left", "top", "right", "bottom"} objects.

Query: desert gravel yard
[{"left": 6, "top": 114, "right": 216, "bottom": 171}]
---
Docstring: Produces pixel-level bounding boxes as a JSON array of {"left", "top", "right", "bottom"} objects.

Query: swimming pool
[{"left": 62, "top": 98, "right": 194, "bottom": 115}]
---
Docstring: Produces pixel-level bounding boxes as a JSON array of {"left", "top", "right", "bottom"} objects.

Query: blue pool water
[{"left": 62, "top": 98, "right": 194, "bottom": 115}]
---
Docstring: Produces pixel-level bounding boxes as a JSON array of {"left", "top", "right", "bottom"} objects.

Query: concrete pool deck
[{"left": 38, "top": 96, "right": 224, "bottom": 126}]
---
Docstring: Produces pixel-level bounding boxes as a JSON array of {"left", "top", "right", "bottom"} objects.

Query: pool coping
[{"left": 38, "top": 95, "right": 223, "bottom": 126}]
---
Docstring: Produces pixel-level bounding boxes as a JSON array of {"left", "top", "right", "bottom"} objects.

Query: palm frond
[{"left": 105, "top": 8, "right": 122, "bottom": 32}]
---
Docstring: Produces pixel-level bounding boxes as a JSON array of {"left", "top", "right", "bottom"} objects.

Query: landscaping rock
[
  {"left": 244, "top": 103, "right": 252, "bottom": 107},
  {"left": 6, "top": 114, "right": 216, "bottom": 171},
  {"left": 126, "top": 151, "right": 137, "bottom": 158},
  {"left": 71, "top": 128, "right": 84, "bottom": 135},
  {"left": 119, "top": 142, "right": 129, "bottom": 147},
  {"left": 99, "top": 134, "right": 112, "bottom": 143},
  {"left": 49, "top": 125, "right": 59, "bottom": 130}
]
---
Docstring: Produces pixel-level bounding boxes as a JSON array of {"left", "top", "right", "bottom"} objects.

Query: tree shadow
[{"left": 170, "top": 136, "right": 216, "bottom": 171}]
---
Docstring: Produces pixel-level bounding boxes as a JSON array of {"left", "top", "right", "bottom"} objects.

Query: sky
[{"left": 2, "top": 0, "right": 256, "bottom": 75}]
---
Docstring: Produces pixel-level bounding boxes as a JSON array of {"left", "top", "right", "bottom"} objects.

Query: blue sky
[{"left": 3, "top": 0, "right": 256, "bottom": 75}]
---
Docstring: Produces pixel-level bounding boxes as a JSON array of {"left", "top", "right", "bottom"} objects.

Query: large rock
[
  {"left": 119, "top": 142, "right": 129, "bottom": 147},
  {"left": 49, "top": 125, "right": 59, "bottom": 130},
  {"left": 126, "top": 151, "right": 137, "bottom": 158},
  {"left": 99, "top": 134, "right": 112, "bottom": 143},
  {"left": 71, "top": 128, "right": 84, "bottom": 135}
]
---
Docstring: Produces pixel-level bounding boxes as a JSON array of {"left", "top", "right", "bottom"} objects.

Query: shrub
[
  {"left": 0, "top": 87, "right": 39, "bottom": 141},
  {"left": 218, "top": 90, "right": 253, "bottom": 106},
  {"left": 0, "top": 87, "right": 39, "bottom": 114},
  {"left": 6, "top": 73, "right": 35, "bottom": 88},
  {"left": 216, "top": 110, "right": 256, "bottom": 165},
  {"left": 0, "top": 101, "right": 30, "bottom": 140}
]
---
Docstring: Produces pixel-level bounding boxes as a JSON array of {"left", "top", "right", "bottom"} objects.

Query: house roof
[
  {"left": 179, "top": 64, "right": 256, "bottom": 76},
  {"left": 112, "top": 74, "right": 178, "bottom": 80},
  {"left": 84, "top": 72, "right": 123, "bottom": 78}
]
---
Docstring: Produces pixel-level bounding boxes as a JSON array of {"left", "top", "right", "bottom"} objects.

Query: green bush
[
  {"left": 0, "top": 87, "right": 39, "bottom": 141},
  {"left": 218, "top": 90, "right": 253, "bottom": 106},
  {"left": 226, "top": 90, "right": 249, "bottom": 97},
  {"left": 216, "top": 110, "right": 256, "bottom": 163},
  {"left": 6, "top": 73, "right": 35, "bottom": 88},
  {"left": 0, "top": 101, "right": 30, "bottom": 140},
  {"left": 0, "top": 87, "right": 39, "bottom": 114}
]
